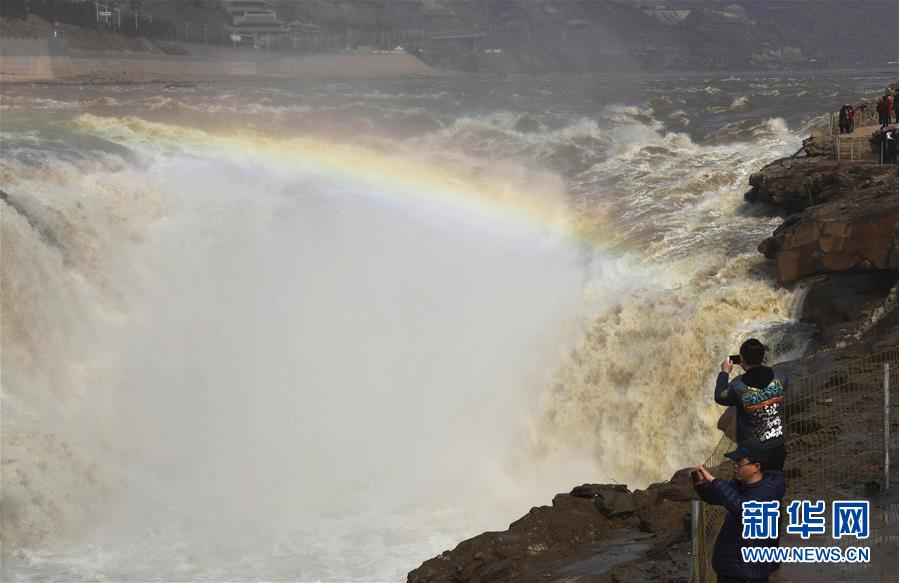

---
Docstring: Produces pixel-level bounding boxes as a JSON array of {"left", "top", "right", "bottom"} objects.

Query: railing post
[
  {"left": 690, "top": 499, "right": 700, "bottom": 583},
  {"left": 885, "top": 363, "right": 891, "bottom": 492}
]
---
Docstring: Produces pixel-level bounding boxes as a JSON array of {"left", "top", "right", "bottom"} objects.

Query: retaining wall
[
  {"left": 1, "top": 38, "right": 435, "bottom": 81},
  {"left": 0, "top": 37, "right": 74, "bottom": 79}
]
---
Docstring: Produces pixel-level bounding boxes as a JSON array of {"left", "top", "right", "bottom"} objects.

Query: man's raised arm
[{"left": 715, "top": 357, "right": 739, "bottom": 406}]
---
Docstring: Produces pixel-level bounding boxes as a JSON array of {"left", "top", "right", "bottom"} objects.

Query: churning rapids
[{"left": 1, "top": 72, "right": 894, "bottom": 581}]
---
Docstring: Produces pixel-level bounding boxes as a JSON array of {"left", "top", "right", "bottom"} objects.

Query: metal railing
[
  {"left": 831, "top": 130, "right": 896, "bottom": 164},
  {"left": 690, "top": 347, "right": 899, "bottom": 583},
  {"left": 833, "top": 135, "right": 879, "bottom": 162}
]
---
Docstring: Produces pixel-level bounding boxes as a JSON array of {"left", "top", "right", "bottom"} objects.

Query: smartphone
[
  {"left": 690, "top": 470, "right": 701, "bottom": 483},
  {"left": 728, "top": 355, "right": 742, "bottom": 364}
]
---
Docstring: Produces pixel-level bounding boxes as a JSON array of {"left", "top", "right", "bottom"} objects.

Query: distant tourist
[
  {"left": 878, "top": 95, "right": 894, "bottom": 128},
  {"left": 692, "top": 445, "right": 786, "bottom": 583},
  {"left": 714, "top": 339, "right": 788, "bottom": 470},
  {"left": 846, "top": 104, "right": 855, "bottom": 133},
  {"left": 838, "top": 105, "right": 850, "bottom": 134}
]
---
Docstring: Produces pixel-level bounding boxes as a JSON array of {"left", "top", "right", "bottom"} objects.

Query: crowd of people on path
[
  {"left": 838, "top": 88, "right": 897, "bottom": 135},
  {"left": 693, "top": 339, "right": 788, "bottom": 583},
  {"left": 840, "top": 87, "right": 898, "bottom": 164}
]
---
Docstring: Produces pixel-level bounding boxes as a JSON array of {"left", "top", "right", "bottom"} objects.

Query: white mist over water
[
  {"left": 116, "top": 148, "right": 589, "bottom": 510},
  {"left": 2, "top": 130, "right": 609, "bottom": 580}
]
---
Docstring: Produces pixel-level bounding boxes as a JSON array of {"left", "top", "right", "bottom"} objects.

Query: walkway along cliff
[{"left": 407, "top": 82, "right": 899, "bottom": 583}]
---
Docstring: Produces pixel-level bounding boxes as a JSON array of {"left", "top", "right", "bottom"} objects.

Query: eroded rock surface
[
  {"left": 407, "top": 472, "right": 695, "bottom": 582},
  {"left": 746, "top": 158, "right": 897, "bottom": 214},
  {"left": 748, "top": 158, "right": 899, "bottom": 284}
]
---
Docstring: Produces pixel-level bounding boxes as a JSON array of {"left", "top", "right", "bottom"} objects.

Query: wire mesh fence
[
  {"left": 690, "top": 347, "right": 899, "bottom": 583},
  {"left": 832, "top": 135, "right": 881, "bottom": 162}
]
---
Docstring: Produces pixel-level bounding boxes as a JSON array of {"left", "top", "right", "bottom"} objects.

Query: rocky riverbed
[{"left": 407, "top": 82, "right": 899, "bottom": 583}]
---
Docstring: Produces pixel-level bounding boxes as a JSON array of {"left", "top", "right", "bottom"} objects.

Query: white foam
[{"left": 2, "top": 131, "right": 597, "bottom": 579}]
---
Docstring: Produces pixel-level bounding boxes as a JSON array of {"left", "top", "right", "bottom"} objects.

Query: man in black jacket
[
  {"left": 693, "top": 445, "right": 786, "bottom": 583},
  {"left": 715, "top": 339, "right": 788, "bottom": 470}
]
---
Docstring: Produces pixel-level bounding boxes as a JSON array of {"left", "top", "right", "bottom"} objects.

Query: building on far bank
[
  {"left": 221, "top": 0, "right": 327, "bottom": 51},
  {"left": 286, "top": 20, "right": 321, "bottom": 51},
  {"left": 221, "top": 0, "right": 285, "bottom": 47}
]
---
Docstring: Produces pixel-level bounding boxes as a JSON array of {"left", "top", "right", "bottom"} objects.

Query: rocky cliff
[
  {"left": 408, "top": 473, "right": 699, "bottom": 582},
  {"left": 747, "top": 83, "right": 899, "bottom": 354},
  {"left": 749, "top": 158, "right": 899, "bottom": 285}
]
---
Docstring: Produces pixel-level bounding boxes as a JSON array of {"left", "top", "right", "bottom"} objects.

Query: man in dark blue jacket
[
  {"left": 715, "top": 339, "right": 788, "bottom": 470},
  {"left": 693, "top": 445, "right": 786, "bottom": 583}
]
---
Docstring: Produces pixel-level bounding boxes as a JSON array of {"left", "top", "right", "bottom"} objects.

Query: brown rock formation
[
  {"left": 745, "top": 157, "right": 897, "bottom": 214},
  {"left": 799, "top": 271, "right": 899, "bottom": 348},
  {"left": 747, "top": 158, "right": 899, "bottom": 285},
  {"left": 407, "top": 472, "right": 696, "bottom": 582}
]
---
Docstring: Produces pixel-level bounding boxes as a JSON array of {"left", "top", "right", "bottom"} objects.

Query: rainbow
[{"left": 71, "top": 113, "right": 613, "bottom": 245}]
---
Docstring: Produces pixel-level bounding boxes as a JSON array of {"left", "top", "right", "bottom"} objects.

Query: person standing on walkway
[
  {"left": 880, "top": 95, "right": 894, "bottom": 128},
  {"left": 888, "top": 87, "right": 897, "bottom": 123},
  {"left": 839, "top": 105, "right": 849, "bottom": 134},
  {"left": 714, "top": 339, "right": 788, "bottom": 470},
  {"left": 693, "top": 445, "right": 786, "bottom": 583},
  {"left": 847, "top": 104, "right": 855, "bottom": 133}
]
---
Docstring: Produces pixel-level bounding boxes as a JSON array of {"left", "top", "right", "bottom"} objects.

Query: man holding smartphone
[
  {"left": 693, "top": 445, "right": 785, "bottom": 583},
  {"left": 715, "top": 339, "right": 788, "bottom": 470}
]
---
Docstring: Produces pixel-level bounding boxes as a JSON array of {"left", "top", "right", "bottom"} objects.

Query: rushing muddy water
[{"left": 1, "top": 71, "right": 895, "bottom": 580}]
